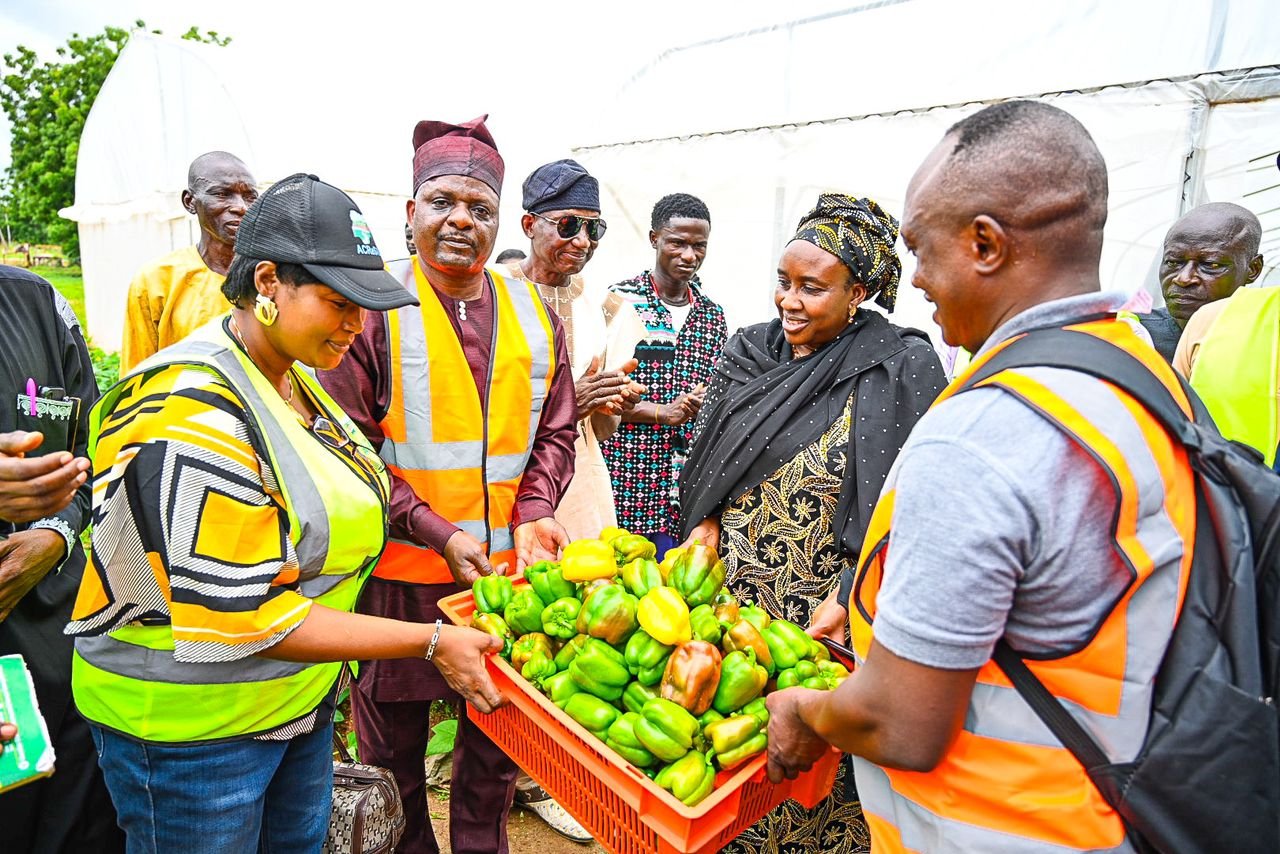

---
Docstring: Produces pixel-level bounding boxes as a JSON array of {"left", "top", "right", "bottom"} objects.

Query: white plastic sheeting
[
  {"left": 63, "top": 33, "right": 413, "bottom": 351},
  {"left": 574, "top": 51, "right": 1280, "bottom": 340}
]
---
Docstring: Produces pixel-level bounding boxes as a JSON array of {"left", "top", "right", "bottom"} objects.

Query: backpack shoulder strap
[{"left": 960, "top": 328, "right": 1210, "bottom": 448}]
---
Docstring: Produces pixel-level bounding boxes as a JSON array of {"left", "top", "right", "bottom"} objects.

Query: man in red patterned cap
[{"left": 319, "top": 115, "right": 578, "bottom": 853}]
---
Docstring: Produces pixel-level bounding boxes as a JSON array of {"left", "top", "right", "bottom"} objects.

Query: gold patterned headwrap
[{"left": 791, "top": 193, "right": 902, "bottom": 311}]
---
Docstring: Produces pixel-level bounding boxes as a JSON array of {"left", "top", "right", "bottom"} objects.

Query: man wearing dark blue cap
[{"left": 503, "top": 159, "right": 645, "bottom": 543}]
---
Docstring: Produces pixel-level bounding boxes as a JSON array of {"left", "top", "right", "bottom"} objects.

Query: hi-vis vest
[
  {"left": 850, "top": 318, "right": 1196, "bottom": 853},
  {"left": 1190, "top": 286, "right": 1280, "bottom": 467},
  {"left": 71, "top": 323, "right": 389, "bottom": 743},
  {"left": 375, "top": 258, "right": 556, "bottom": 584}
]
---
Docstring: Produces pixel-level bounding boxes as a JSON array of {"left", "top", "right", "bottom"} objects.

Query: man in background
[
  {"left": 602, "top": 193, "right": 726, "bottom": 558},
  {"left": 120, "top": 151, "right": 257, "bottom": 370},
  {"left": 1137, "top": 202, "right": 1263, "bottom": 361}
]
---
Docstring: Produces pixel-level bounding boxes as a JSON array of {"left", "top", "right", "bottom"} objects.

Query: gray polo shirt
[{"left": 871, "top": 291, "right": 1184, "bottom": 669}]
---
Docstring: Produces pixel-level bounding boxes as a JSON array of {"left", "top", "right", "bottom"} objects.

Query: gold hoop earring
[{"left": 254, "top": 294, "right": 279, "bottom": 327}]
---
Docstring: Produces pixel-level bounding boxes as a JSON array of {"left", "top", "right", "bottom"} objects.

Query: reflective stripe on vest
[
  {"left": 375, "top": 259, "right": 555, "bottom": 583},
  {"left": 72, "top": 322, "right": 389, "bottom": 742},
  {"left": 1189, "top": 286, "right": 1280, "bottom": 467},
  {"left": 849, "top": 318, "right": 1196, "bottom": 853}
]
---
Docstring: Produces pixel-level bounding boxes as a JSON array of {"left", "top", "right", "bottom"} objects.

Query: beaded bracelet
[{"left": 424, "top": 618, "right": 443, "bottom": 662}]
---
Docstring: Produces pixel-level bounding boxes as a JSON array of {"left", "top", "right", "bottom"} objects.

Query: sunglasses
[
  {"left": 532, "top": 211, "right": 608, "bottom": 241},
  {"left": 312, "top": 415, "right": 388, "bottom": 484}
]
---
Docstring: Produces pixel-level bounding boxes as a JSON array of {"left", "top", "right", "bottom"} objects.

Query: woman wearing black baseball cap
[{"left": 67, "top": 174, "right": 503, "bottom": 851}]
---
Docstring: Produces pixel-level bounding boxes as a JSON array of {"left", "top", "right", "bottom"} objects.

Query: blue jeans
[{"left": 90, "top": 722, "right": 333, "bottom": 854}]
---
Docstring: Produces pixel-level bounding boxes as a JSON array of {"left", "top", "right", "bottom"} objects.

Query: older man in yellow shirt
[{"left": 120, "top": 151, "right": 257, "bottom": 370}]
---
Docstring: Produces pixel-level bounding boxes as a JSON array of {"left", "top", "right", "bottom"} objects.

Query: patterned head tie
[{"left": 791, "top": 193, "right": 902, "bottom": 312}]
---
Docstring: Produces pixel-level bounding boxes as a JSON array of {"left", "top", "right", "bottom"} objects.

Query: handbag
[{"left": 325, "top": 726, "right": 406, "bottom": 853}]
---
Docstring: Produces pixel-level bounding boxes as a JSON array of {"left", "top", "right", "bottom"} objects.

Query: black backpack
[{"left": 959, "top": 327, "right": 1280, "bottom": 854}]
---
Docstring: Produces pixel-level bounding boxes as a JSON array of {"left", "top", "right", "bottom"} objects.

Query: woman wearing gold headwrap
[{"left": 679, "top": 194, "right": 945, "bottom": 853}]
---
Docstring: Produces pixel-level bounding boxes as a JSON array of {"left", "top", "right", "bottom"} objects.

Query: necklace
[
  {"left": 648, "top": 271, "right": 691, "bottom": 307},
  {"left": 229, "top": 317, "right": 295, "bottom": 405}
]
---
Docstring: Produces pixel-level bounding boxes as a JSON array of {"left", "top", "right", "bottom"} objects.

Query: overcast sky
[{"left": 0, "top": 0, "right": 863, "bottom": 175}]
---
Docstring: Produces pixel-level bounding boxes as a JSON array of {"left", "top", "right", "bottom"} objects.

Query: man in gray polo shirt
[{"left": 765, "top": 101, "right": 1196, "bottom": 852}]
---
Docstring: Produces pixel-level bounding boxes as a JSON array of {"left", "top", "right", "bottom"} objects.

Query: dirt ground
[{"left": 425, "top": 786, "right": 606, "bottom": 854}]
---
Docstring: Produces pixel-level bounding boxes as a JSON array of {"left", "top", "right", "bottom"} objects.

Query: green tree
[{"left": 0, "top": 21, "right": 230, "bottom": 260}]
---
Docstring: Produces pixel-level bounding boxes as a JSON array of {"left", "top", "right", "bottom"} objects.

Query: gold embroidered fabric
[
  {"left": 721, "top": 393, "right": 856, "bottom": 625},
  {"left": 719, "top": 391, "right": 870, "bottom": 854}
]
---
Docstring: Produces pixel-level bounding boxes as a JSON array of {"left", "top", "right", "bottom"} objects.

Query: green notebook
[{"left": 0, "top": 654, "right": 55, "bottom": 793}]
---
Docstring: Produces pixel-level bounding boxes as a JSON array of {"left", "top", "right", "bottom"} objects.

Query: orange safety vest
[
  {"left": 849, "top": 317, "right": 1197, "bottom": 853},
  {"left": 375, "top": 258, "right": 556, "bottom": 584}
]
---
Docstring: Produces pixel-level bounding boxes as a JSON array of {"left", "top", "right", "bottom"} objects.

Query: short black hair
[
  {"left": 221, "top": 256, "right": 314, "bottom": 307},
  {"left": 495, "top": 248, "right": 527, "bottom": 263},
  {"left": 651, "top": 193, "right": 710, "bottom": 231}
]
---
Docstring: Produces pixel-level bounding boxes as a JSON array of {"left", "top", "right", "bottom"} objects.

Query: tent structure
[
  {"left": 61, "top": 33, "right": 413, "bottom": 352},
  {"left": 569, "top": 0, "right": 1280, "bottom": 339},
  {"left": 62, "top": 2, "right": 1280, "bottom": 351}
]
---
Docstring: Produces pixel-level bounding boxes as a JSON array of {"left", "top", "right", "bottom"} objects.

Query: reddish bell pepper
[
  {"left": 722, "top": 618, "right": 775, "bottom": 676},
  {"left": 659, "top": 640, "right": 723, "bottom": 716}
]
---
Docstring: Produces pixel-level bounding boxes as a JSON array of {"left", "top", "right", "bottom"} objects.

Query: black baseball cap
[{"left": 233, "top": 173, "right": 417, "bottom": 310}]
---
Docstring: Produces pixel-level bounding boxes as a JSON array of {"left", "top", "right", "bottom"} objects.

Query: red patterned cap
[{"left": 411, "top": 114, "right": 504, "bottom": 197}]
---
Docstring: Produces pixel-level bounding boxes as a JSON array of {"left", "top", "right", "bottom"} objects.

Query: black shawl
[{"left": 678, "top": 310, "right": 945, "bottom": 561}]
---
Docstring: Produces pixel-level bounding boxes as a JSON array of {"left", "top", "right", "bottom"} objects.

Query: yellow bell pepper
[
  {"left": 637, "top": 587, "right": 692, "bottom": 646},
  {"left": 561, "top": 539, "right": 619, "bottom": 582},
  {"left": 598, "top": 526, "right": 630, "bottom": 544}
]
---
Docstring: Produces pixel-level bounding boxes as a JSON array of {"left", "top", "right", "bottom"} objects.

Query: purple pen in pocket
[{"left": 25, "top": 378, "right": 36, "bottom": 416}]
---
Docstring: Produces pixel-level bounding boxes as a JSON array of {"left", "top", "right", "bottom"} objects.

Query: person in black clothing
[
  {"left": 1136, "top": 203, "right": 1262, "bottom": 362},
  {"left": 0, "top": 265, "right": 122, "bottom": 852}
]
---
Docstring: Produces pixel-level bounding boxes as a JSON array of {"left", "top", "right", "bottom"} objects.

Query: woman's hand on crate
[{"left": 436, "top": 625, "right": 508, "bottom": 713}]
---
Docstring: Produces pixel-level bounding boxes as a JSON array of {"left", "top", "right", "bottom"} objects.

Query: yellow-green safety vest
[
  {"left": 1189, "top": 287, "right": 1280, "bottom": 467},
  {"left": 71, "top": 323, "right": 389, "bottom": 743}
]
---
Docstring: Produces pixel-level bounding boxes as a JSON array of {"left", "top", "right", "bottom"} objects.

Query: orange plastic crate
[{"left": 440, "top": 583, "right": 842, "bottom": 854}]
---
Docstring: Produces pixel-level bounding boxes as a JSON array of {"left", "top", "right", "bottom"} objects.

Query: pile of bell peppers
[{"left": 462, "top": 530, "right": 849, "bottom": 806}]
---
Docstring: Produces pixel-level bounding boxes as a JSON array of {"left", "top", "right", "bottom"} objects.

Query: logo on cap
[{"left": 349, "top": 211, "right": 373, "bottom": 245}]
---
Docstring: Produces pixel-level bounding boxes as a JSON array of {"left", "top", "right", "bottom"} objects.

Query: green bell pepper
[
  {"left": 668, "top": 543, "right": 726, "bottom": 608},
  {"left": 521, "top": 650, "right": 558, "bottom": 686},
  {"left": 654, "top": 750, "right": 716, "bottom": 806},
  {"left": 542, "top": 670, "right": 582, "bottom": 708},
  {"left": 606, "top": 712, "right": 658, "bottom": 768},
  {"left": 704, "top": 714, "right": 768, "bottom": 770},
  {"left": 711, "top": 648, "right": 768, "bottom": 715},
  {"left": 568, "top": 638, "right": 631, "bottom": 701},
  {"left": 504, "top": 588, "right": 547, "bottom": 637},
  {"left": 541, "top": 597, "right": 583, "bottom": 640},
  {"left": 576, "top": 583, "right": 640, "bottom": 645},
  {"left": 774, "top": 668, "right": 800, "bottom": 690},
  {"left": 816, "top": 660, "right": 850, "bottom": 690},
  {"left": 688, "top": 604, "right": 723, "bottom": 645},
  {"left": 620, "top": 557, "right": 664, "bottom": 598},
  {"left": 510, "top": 632, "right": 553, "bottom": 672},
  {"left": 472, "top": 575, "right": 514, "bottom": 614},
  {"left": 738, "top": 602, "right": 771, "bottom": 633},
  {"left": 697, "top": 708, "right": 725, "bottom": 732},
  {"left": 634, "top": 698, "right": 699, "bottom": 762},
  {"left": 624, "top": 630, "right": 674, "bottom": 687},
  {"left": 802, "top": 676, "right": 827, "bottom": 690},
  {"left": 622, "top": 680, "right": 660, "bottom": 715},
  {"left": 613, "top": 534, "right": 658, "bottom": 565},
  {"left": 524, "top": 560, "right": 576, "bottom": 605},
  {"left": 763, "top": 619, "right": 814, "bottom": 671},
  {"left": 740, "top": 697, "right": 769, "bottom": 726},
  {"left": 553, "top": 633, "right": 590, "bottom": 670},
  {"left": 563, "top": 692, "right": 620, "bottom": 741},
  {"left": 470, "top": 612, "right": 513, "bottom": 659}
]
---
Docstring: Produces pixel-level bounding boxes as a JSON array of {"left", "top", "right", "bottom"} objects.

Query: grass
[
  {"left": 36, "top": 265, "right": 120, "bottom": 391},
  {"left": 39, "top": 265, "right": 86, "bottom": 326}
]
